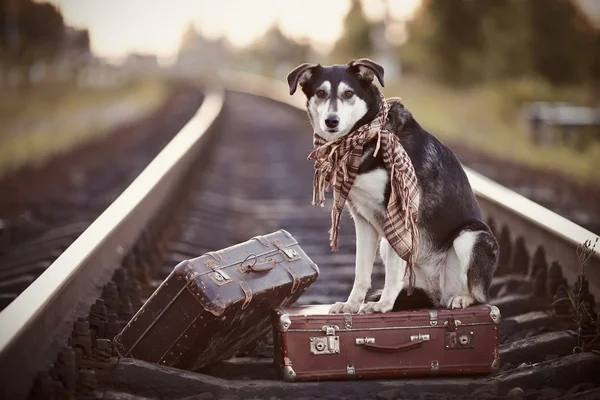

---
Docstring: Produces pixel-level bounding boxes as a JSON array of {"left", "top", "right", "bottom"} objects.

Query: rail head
[
  {"left": 220, "top": 71, "right": 600, "bottom": 298},
  {"left": 0, "top": 82, "right": 225, "bottom": 400}
]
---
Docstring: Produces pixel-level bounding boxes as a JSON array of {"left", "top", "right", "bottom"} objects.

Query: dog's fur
[{"left": 287, "top": 59, "right": 499, "bottom": 314}]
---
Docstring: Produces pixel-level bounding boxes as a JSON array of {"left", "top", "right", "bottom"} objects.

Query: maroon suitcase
[
  {"left": 272, "top": 304, "right": 500, "bottom": 381},
  {"left": 114, "top": 230, "right": 319, "bottom": 371}
]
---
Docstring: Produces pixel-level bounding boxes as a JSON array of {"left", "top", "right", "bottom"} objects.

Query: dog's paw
[
  {"left": 358, "top": 301, "right": 393, "bottom": 314},
  {"left": 329, "top": 301, "right": 362, "bottom": 314},
  {"left": 446, "top": 295, "right": 475, "bottom": 309}
]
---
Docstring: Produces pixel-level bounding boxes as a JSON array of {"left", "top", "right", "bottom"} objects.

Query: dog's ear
[
  {"left": 347, "top": 58, "right": 385, "bottom": 87},
  {"left": 287, "top": 63, "right": 319, "bottom": 95}
]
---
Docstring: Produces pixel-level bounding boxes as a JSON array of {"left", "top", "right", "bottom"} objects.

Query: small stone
[
  {"left": 517, "top": 362, "right": 529, "bottom": 369},
  {"left": 507, "top": 387, "right": 524, "bottom": 397}
]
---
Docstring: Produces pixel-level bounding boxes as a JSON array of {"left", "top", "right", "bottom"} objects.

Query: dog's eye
[
  {"left": 316, "top": 90, "right": 325, "bottom": 98},
  {"left": 344, "top": 90, "right": 354, "bottom": 98}
]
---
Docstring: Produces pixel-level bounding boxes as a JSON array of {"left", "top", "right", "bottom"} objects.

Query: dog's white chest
[{"left": 348, "top": 168, "right": 388, "bottom": 221}]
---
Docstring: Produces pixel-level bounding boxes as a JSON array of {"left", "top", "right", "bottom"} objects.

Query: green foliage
[
  {"left": 330, "top": 0, "right": 373, "bottom": 63},
  {"left": 404, "top": 0, "right": 600, "bottom": 93}
]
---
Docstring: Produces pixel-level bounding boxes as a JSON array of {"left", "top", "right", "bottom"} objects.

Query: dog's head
[{"left": 287, "top": 58, "right": 385, "bottom": 141}]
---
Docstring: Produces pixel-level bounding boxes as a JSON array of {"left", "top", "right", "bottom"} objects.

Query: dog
[{"left": 287, "top": 58, "right": 499, "bottom": 314}]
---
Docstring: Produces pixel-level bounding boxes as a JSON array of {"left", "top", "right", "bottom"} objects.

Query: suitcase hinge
[
  {"left": 309, "top": 325, "right": 340, "bottom": 355},
  {"left": 428, "top": 310, "right": 438, "bottom": 326},
  {"left": 344, "top": 313, "right": 352, "bottom": 329}
]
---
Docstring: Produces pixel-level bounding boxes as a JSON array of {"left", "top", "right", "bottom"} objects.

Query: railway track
[
  {"left": 0, "top": 83, "right": 204, "bottom": 311},
  {"left": 1, "top": 75, "right": 599, "bottom": 400}
]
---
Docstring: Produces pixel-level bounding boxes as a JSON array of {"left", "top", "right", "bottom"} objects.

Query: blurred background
[{"left": 1, "top": 0, "right": 599, "bottom": 233}]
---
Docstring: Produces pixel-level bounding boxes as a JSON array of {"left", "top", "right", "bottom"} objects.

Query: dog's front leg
[
  {"left": 329, "top": 212, "right": 378, "bottom": 314},
  {"left": 359, "top": 239, "right": 405, "bottom": 313}
]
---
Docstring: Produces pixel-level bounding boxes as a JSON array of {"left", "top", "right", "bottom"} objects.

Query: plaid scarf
[{"left": 307, "top": 93, "right": 420, "bottom": 295}]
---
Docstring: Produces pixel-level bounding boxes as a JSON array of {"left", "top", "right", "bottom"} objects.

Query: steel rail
[
  {"left": 219, "top": 71, "right": 600, "bottom": 299},
  {"left": 0, "top": 82, "right": 225, "bottom": 400}
]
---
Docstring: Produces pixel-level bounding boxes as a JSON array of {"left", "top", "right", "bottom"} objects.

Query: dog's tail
[{"left": 367, "top": 288, "right": 437, "bottom": 311}]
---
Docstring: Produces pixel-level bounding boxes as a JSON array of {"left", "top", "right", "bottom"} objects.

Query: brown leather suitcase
[
  {"left": 114, "top": 229, "right": 319, "bottom": 371},
  {"left": 272, "top": 303, "right": 501, "bottom": 381}
]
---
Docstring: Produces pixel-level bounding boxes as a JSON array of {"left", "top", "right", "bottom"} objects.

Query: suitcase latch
[
  {"left": 206, "top": 259, "right": 232, "bottom": 286},
  {"left": 210, "top": 270, "right": 231, "bottom": 286},
  {"left": 273, "top": 241, "right": 301, "bottom": 261},
  {"left": 445, "top": 331, "right": 475, "bottom": 349},
  {"left": 444, "top": 316, "right": 462, "bottom": 332},
  {"left": 309, "top": 325, "right": 340, "bottom": 355}
]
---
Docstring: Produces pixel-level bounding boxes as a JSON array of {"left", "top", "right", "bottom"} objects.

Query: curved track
[{"left": 0, "top": 76, "right": 599, "bottom": 400}]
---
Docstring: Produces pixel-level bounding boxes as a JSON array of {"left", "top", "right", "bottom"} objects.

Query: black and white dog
[{"left": 287, "top": 58, "right": 498, "bottom": 314}]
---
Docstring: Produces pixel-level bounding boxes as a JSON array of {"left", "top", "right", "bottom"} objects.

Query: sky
[{"left": 41, "top": 0, "right": 421, "bottom": 63}]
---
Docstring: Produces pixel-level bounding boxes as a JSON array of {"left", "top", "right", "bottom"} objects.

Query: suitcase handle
[
  {"left": 240, "top": 254, "right": 277, "bottom": 273},
  {"left": 361, "top": 340, "right": 424, "bottom": 353}
]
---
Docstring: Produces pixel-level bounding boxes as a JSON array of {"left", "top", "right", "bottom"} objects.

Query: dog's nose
[{"left": 325, "top": 115, "right": 340, "bottom": 128}]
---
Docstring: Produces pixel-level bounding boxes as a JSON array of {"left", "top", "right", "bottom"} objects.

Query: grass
[
  {"left": 382, "top": 75, "right": 600, "bottom": 188},
  {"left": 0, "top": 78, "right": 170, "bottom": 178},
  {"left": 550, "top": 238, "right": 599, "bottom": 352}
]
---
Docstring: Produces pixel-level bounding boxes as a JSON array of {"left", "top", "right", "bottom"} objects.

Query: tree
[
  {"left": 0, "top": 0, "right": 65, "bottom": 68},
  {"left": 526, "top": 0, "right": 592, "bottom": 85},
  {"left": 330, "top": 0, "right": 374, "bottom": 63},
  {"left": 402, "top": 0, "right": 600, "bottom": 90}
]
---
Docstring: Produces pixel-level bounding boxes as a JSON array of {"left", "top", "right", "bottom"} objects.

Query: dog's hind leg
[
  {"left": 443, "top": 224, "right": 498, "bottom": 309},
  {"left": 329, "top": 211, "right": 379, "bottom": 314},
  {"left": 359, "top": 238, "right": 406, "bottom": 313}
]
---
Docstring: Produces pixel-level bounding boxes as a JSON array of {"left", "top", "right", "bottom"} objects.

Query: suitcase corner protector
[
  {"left": 491, "top": 357, "right": 501, "bottom": 373},
  {"left": 278, "top": 313, "right": 291, "bottom": 332},
  {"left": 282, "top": 365, "right": 296, "bottom": 382},
  {"left": 488, "top": 305, "right": 501, "bottom": 324}
]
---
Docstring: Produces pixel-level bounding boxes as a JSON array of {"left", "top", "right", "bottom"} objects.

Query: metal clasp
[
  {"left": 206, "top": 254, "right": 231, "bottom": 285},
  {"left": 309, "top": 325, "right": 340, "bottom": 355},
  {"left": 273, "top": 240, "right": 301, "bottom": 261}
]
